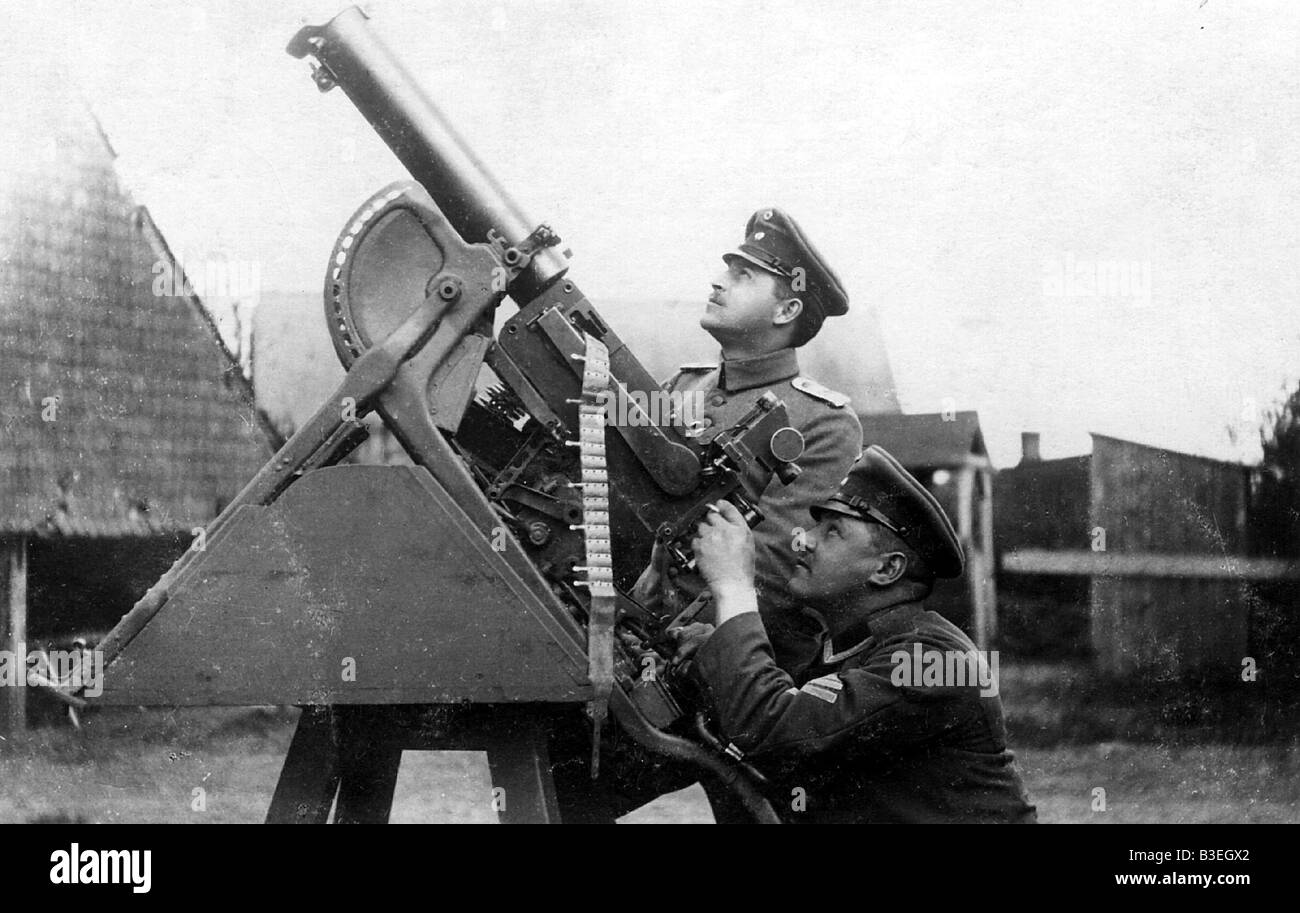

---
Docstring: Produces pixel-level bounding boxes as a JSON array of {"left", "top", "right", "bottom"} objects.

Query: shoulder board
[
  {"left": 790, "top": 376, "right": 850, "bottom": 408},
  {"left": 677, "top": 362, "right": 717, "bottom": 373}
]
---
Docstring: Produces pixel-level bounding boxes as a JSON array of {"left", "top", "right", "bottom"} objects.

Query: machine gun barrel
[{"left": 287, "top": 6, "right": 568, "bottom": 300}]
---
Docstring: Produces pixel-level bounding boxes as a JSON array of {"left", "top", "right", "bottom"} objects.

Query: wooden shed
[
  {"left": 1088, "top": 434, "right": 1253, "bottom": 678},
  {"left": 997, "top": 432, "right": 1284, "bottom": 677},
  {"left": 860, "top": 411, "right": 996, "bottom": 647},
  {"left": 0, "top": 87, "right": 274, "bottom": 731}
]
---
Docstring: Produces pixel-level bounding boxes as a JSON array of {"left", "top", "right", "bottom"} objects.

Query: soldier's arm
[
  {"left": 688, "top": 498, "right": 938, "bottom": 759},
  {"left": 690, "top": 613, "right": 944, "bottom": 759}
]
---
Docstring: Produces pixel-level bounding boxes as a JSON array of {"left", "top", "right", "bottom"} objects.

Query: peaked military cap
[
  {"left": 811, "top": 445, "right": 965, "bottom": 578},
  {"left": 724, "top": 207, "right": 849, "bottom": 323}
]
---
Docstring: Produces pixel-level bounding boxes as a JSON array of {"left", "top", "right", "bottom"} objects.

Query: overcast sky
[{"left": 7, "top": 0, "right": 1299, "bottom": 466}]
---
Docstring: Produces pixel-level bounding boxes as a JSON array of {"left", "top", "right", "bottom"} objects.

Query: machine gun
[{"left": 84, "top": 6, "right": 802, "bottom": 823}]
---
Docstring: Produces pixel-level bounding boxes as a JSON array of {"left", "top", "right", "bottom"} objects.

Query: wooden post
[
  {"left": 956, "top": 467, "right": 986, "bottom": 648},
  {"left": 978, "top": 466, "right": 997, "bottom": 642},
  {"left": 0, "top": 536, "right": 29, "bottom": 734},
  {"left": 956, "top": 465, "right": 974, "bottom": 542},
  {"left": 266, "top": 706, "right": 342, "bottom": 823}
]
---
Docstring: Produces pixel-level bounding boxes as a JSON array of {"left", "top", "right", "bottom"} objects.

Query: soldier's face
[
  {"left": 702, "top": 257, "right": 786, "bottom": 340},
  {"left": 790, "top": 515, "right": 895, "bottom": 607}
]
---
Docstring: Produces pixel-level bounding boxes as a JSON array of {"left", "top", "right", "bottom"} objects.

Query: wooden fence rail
[{"left": 1001, "top": 548, "right": 1300, "bottom": 581}]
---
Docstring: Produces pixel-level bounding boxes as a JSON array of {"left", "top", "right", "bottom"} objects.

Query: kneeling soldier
[{"left": 682, "top": 446, "right": 1038, "bottom": 823}]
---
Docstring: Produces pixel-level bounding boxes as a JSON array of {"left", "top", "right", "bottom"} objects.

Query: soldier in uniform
[
  {"left": 660, "top": 207, "right": 863, "bottom": 675},
  {"left": 680, "top": 446, "right": 1038, "bottom": 824},
  {"left": 550, "top": 208, "right": 864, "bottom": 822}
]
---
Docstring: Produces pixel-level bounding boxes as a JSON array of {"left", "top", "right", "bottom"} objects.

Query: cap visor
[
  {"left": 723, "top": 249, "right": 785, "bottom": 276},
  {"left": 810, "top": 501, "right": 862, "bottom": 522}
]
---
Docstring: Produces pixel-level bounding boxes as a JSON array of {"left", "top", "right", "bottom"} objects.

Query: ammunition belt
[{"left": 573, "top": 334, "right": 615, "bottom": 775}]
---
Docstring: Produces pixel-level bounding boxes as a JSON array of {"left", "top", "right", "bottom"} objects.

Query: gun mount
[{"left": 85, "top": 6, "right": 802, "bottom": 823}]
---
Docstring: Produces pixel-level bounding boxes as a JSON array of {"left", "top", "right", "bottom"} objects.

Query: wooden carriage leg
[
  {"left": 483, "top": 716, "right": 560, "bottom": 824},
  {"left": 333, "top": 707, "right": 403, "bottom": 824},
  {"left": 266, "top": 706, "right": 342, "bottom": 824}
]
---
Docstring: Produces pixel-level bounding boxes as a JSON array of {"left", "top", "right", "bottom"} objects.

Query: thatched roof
[{"left": 0, "top": 87, "right": 273, "bottom": 537}]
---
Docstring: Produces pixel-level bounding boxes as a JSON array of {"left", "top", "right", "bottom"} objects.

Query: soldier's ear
[
  {"left": 867, "top": 551, "right": 908, "bottom": 587},
  {"left": 773, "top": 296, "right": 803, "bottom": 327}
]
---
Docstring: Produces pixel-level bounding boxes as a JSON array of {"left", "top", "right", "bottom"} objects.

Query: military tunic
[
  {"left": 690, "top": 598, "right": 1038, "bottom": 824},
  {"left": 662, "top": 347, "right": 863, "bottom": 674}
]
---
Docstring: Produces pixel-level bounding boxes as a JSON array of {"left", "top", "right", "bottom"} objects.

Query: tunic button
[
  {"left": 700, "top": 417, "right": 714, "bottom": 429},
  {"left": 709, "top": 393, "right": 726, "bottom": 407}
]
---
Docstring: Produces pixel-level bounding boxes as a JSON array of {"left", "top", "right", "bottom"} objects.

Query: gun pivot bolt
[
  {"left": 527, "top": 521, "right": 551, "bottom": 545},
  {"left": 433, "top": 276, "right": 462, "bottom": 301}
]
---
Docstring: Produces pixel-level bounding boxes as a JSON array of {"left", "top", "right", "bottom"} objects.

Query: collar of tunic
[
  {"left": 718, "top": 347, "right": 800, "bottom": 392},
  {"left": 816, "top": 590, "right": 932, "bottom": 665}
]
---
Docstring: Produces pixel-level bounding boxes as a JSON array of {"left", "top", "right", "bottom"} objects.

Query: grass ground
[{"left": 1, "top": 660, "right": 1297, "bottom": 823}]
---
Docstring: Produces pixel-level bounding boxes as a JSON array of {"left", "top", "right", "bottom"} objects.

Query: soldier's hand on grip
[
  {"left": 691, "top": 501, "right": 756, "bottom": 592},
  {"left": 669, "top": 622, "right": 716, "bottom": 666}
]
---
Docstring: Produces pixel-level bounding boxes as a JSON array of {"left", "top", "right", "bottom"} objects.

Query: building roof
[
  {"left": 0, "top": 85, "right": 272, "bottom": 537},
  {"left": 1089, "top": 433, "right": 1253, "bottom": 470},
  {"left": 860, "top": 410, "right": 987, "bottom": 468}
]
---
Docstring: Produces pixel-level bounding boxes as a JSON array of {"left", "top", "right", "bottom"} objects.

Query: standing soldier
[
  {"left": 662, "top": 207, "right": 863, "bottom": 675},
  {"left": 552, "top": 208, "right": 863, "bottom": 822}
]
